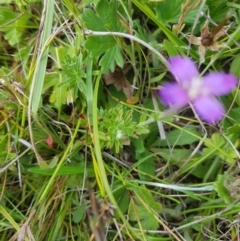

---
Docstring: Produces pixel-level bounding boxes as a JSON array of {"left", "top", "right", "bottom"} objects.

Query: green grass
[{"left": 1, "top": 0, "right": 240, "bottom": 240}]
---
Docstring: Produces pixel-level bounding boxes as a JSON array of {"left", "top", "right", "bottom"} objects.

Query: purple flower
[{"left": 158, "top": 56, "right": 237, "bottom": 124}]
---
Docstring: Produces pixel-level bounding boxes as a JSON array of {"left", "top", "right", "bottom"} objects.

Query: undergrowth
[{"left": 1, "top": 0, "right": 240, "bottom": 240}]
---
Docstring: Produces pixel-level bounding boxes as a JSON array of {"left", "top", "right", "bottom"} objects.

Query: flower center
[{"left": 187, "top": 77, "right": 203, "bottom": 99}]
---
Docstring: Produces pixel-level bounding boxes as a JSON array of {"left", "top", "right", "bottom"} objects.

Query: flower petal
[
  {"left": 185, "top": 35, "right": 201, "bottom": 45},
  {"left": 214, "top": 25, "right": 230, "bottom": 40},
  {"left": 168, "top": 56, "right": 199, "bottom": 84},
  {"left": 193, "top": 96, "right": 225, "bottom": 124},
  {"left": 201, "top": 20, "right": 210, "bottom": 36},
  {"left": 158, "top": 82, "right": 189, "bottom": 107},
  {"left": 199, "top": 44, "right": 206, "bottom": 64},
  {"left": 202, "top": 72, "right": 237, "bottom": 96},
  {"left": 209, "top": 42, "right": 225, "bottom": 51}
]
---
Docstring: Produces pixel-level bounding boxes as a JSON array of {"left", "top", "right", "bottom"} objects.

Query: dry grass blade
[
  {"left": 185, "top": 13, "right": 231, "bottom": 63},
  {"left": 104, "top": 66, "right": 133, "bottom": 99},
  {"left": 173, "top": 0, "right": 201, "bottom": 35},
  {"left": 87, "top": 188, "right": 116, "bottom": 241}
]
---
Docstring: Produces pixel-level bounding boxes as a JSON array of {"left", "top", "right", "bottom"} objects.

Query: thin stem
[{"left": 84, "top": 29, "right": 168, "bottom": 67}]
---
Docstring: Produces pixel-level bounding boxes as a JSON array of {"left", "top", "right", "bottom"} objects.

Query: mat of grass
[{"left": 1, "top": 0, "right": 240, "bottom": 240}]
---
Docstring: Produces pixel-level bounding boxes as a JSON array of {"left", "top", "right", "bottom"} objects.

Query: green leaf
[
  {"left": 133, "top": 138, "right": 146, "bottom": 155},
  {"left": 84, "top": 36, "right": 116, "bottom": 57},
  {"left": 215, "top": 174, "right": 232, "bottom": 204},
  {"left": 114, "top": 187, "right": 130, "bottom": 216},
  {"left": 227, "top": 124, "right": 240, "bottom": 142},
  {"left": 72, "top": 206, "right": 85, "bottom": 224},
  {"left": 0, "top": 0, "right": 12, "bottom": 4},
  {"left": 155, "top": 0, "right": 182, "bottom": 24},
  {"left": 82, "top": 0, "right": 124, "bottom": 73},
  {"left": 221, "top": 144, "right": 238, "bottom": 164},
  {"left": 49, "top": 82, "right": 69, "bottom": 110},
  {"left": 230, "top": 55, "right": 240, "bottom": 78},
  {"left": 203, "top": 133, "right": 237, "bottom": 164},
  {"left": 191, "top": 162, "right": 213, "bottom": 179},
  {"left": 5, "top": 28, "right": 22, "bottom": 46},
  {"left": 129, "top": 185, "right": 162, "bottom": 230},
  {"left": 135, "top": 186, "right": 162, "bottom": 212},
  {"left": 81, "top": 9, "right": 106, "bottom": 31},
  {"left": 0, "top": 134, "right": 9, "bottom": 165},
  {"left": 0, "top": 88, "right": 11, "bottom": 100},
  {"left": 96, "top": 0, "right": 122, "bottom": 31},
  {"left": 0, "top": 7, "right": 30, "bottom": 46},
  {"left": 223, "top": 107, "right": 240, "bottom": 128},
  {"left": 203, "top": 133, "right": 224, "bottom": 158},
  {"left": 99, "top": 45, "right": 124, "bottom": 73},
  {"left": 0, "top": 8, "right": 19, "bottom": 25},
  {"left": 31, "top": 0, "right": 55, "bottom": 114},
  {"left": 164, "top": 40, "right": 179, "bottom": 56},
  {"left": 82, "top": 0, "right": 100, "bottom": 6},
  {"left": 139, "top": 209, "right": 159, "bottom": 230},
  {"left": 135, "top": 149, "right": 155, "bottom": 180},
  {"left": 206, "top": 0, "right": 229, "bottom": 22},
  {"left": 129, "top": 204, "right": 159, "bottom": 230},
  {"left": 131, "top": 0, "right": 188, "bottom": 56},
  {"left": 133, "top": 19, "right": 149, "bottom": 43},
  {"left": 28, "top": 166, "right": 94, "bottom": 176},
  {"left": 158, "top": 126, "right": 200, "bottom": 147},
  {"left": 98, "top": 105, "right": 149, "bottom": 153},
  {"left": 204, "top": 133, "right": 225, "bottom": 150},
  {"left": 61, "top": 55, "right": 86, "bottom": 85},
  {"left": 155, "top": 0, "right": 207, "bottom": 24},
  {"left": 157, "top": 148, "right": 193, "bottom": 163}
]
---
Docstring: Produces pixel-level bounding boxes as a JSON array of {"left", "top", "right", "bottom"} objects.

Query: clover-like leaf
[{"left": 82, "top": 0, "right": 124, "bottom": 73}]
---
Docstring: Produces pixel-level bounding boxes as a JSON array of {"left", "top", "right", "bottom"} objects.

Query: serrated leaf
[
  {"left": 204, "top": 133, "right": 225, "bottom": 149},
  {"left": 99, "top": 45, "right": 124, "bottom": 73},
  {"left": 129, "top": 204, "right": 159, "bottom": 230},
  {"left": 112, "top": 46, "right": 124, "bottom": 69},
  {"left": 81, "top": 9, "right": 106, "bottom": 31},
  {"left": 0, "top": 7, "right": 30, "bottom": 46},
  {"left": 82, "top": 0, "right": 123, "bottom": 73},
  {"left": 96, "top": 0, "right": 121, "bottom": 31},
  {"left": 223, "top": 107, "right": 240, "bottom": 128},
  {"left": 135, "top": 186, "right": 162, "bottom": 212},
  {"left": 98, "top": 105, "right": 148, "bottom": 152},
  {"left": 84, "top": 36, "right": 116, "bottom": 57},
  {"left": 5, "top": 28, "right": 22, "bottom": 46},
  {"left": 227, "top": 124, "right": 240, "bottom": 142},
  {"left": 49, "top": 83, "right": 68, "bottom": 110},
  {"left": 139, "top": 210, "right": 159, "bottom": 230},
  {"left": 135, "top": 150, "right": 155, "bottom": 180},
  {"left": 133, "top": 19, "right": 149, "bottom": 42},
  {"left": 0, "top": 7, "right": 18, "bottom": 25},
  {"left": 155, "top": 0, "right": 207, "bottom": 24},
  {"left": 203, "top": 133, "right": 237, "bottom": 164},
  {"left": 155, "top": 0, "right": 182, "bottom": 24},
  {"left": 221, "top": 144, "right": 237, "bottom": 164},
  {"left": 203, "top": 133, "right": 224, "bottom": 156}
]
